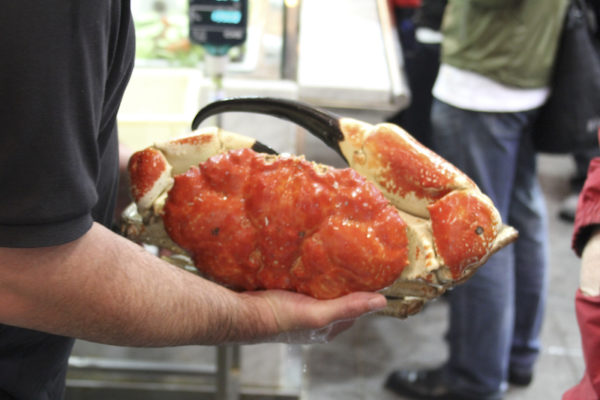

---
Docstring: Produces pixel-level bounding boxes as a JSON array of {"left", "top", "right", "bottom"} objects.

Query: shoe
[
  {"left": 385, "top": 368, "right": 450, "bottom": 399},
  {"left": 384, "top": 368, "right": 504, "bottom": 400},
  {"left": 508, "top": 369, "right": 533, "bottom": 386},
  {"left": 558, "top": 193, "right": 580, "bottom": 222}
]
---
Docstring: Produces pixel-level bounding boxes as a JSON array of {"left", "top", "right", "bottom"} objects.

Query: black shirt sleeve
[{"left": 0, "top": 1, "right": 135, "bottom": 247}]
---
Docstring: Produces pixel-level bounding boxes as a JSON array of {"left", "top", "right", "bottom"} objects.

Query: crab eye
[{"left": 475, "top": 226, "right": 484, "bottom": 235}]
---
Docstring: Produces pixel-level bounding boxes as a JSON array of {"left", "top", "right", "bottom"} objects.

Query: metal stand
[
  {"left": 216, "top": 345, "right": 240, "bottom": 400},
  {"left": 67, "top": 343, "right": 300, "bottom": 400}
]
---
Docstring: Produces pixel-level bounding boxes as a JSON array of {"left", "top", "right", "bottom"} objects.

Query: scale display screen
[{"left": 189, "top": 0, "right": 248, "bottom": 47}]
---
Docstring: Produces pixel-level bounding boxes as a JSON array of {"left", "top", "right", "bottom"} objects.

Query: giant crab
[{"left": 121, "top": 97, "right": 518, "bottom": 318}]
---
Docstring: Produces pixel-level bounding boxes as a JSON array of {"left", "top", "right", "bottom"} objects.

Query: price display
[{"left": 189, "top": 0, "right": 248, "bottom": 47}]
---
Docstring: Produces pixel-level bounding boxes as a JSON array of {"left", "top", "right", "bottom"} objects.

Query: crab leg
[
  {"left": 191, "top": 97, "right": 348, "bottom": 161},
  {"left": 128, "top": 127, "right": 276, "bottom": 214},
  {"left": 123, "top": 127, "right": 277, "bottom": 255}
]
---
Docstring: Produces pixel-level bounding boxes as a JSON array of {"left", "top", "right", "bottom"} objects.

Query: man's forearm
[
  {"left": 0, "top": 222, "right": 275, "bottom": 346},
  {"left": 0, "top": 222, "right": 386, "bottom": 345}
]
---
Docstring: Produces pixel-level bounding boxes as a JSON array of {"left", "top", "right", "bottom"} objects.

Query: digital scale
[
  {"left": 189, "top": 0, "right": 249, "bottom": 130},
  {"left": 189, "top": 0, "right": 248, "bottom": 56}
]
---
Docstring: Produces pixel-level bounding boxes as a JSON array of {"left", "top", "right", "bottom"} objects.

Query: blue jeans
[{"left": 431, "top": 100, "right": 549, "bottom": 396}]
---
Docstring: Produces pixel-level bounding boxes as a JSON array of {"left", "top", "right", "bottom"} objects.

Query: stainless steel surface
[
  {"left": 67, "top": 344, "right": 301, "bottom": 400},
  {"left": 281, "top": 3, "right": 300, "bottom": 81},
  {"left": 217, "top": 345, "right": 241, "bottom": 400},
  {"left": 68, "top": 356, "right": 216, "bottom": 375},
  {"left": 296, "top": 0, "right": 409, "bottom": 111},
  {"left": 375, "top": 0, "right": 407, "bottom": 105}
]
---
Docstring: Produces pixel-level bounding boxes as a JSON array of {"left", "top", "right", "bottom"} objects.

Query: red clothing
[
  {"left": 572, "top": 157, "right": 600, "bottom": 256},
  {"left": 564, "top": 129, "right": 600, "bottom": 399},
  {"left": 563, "top": 291, "right": 600, "bottom": 399},
  {"left": 392, "top": 0, "right": 421, "bottom": 8}
]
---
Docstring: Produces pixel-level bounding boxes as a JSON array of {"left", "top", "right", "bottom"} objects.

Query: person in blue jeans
[{"left": 385, "top": 1, "right": 568, "bottom": 399}]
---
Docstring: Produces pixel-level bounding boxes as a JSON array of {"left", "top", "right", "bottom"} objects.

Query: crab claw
[{"left": 191, "top": 97, "right": 348, "bottom": 160}]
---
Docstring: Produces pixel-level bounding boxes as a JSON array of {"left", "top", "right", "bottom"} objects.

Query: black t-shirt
[{"left": 0, "top": 1, "right": 135, "bottom": 398}]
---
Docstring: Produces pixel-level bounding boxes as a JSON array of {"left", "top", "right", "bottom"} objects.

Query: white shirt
[{"left": 432, "top": 64, "right": 550, "bottom": 112}]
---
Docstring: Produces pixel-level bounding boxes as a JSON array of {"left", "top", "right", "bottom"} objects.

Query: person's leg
[
  {"left": 433, "top": 103, "right": 529, "bottom": 396},
  {"left": 393, "top": 5, "right": 417, "bottom": 69},
  {"left": 443, "top": 250, "right": 514, "bottom": 395},
  {"left": 384, "top": 101, "right": 537, "bottom": 399},
  {"left": 508, "top": 117, "right": 549, "bottom": 384},
  {"left": 391, "top": 41, "right": 440, "bottom": 148}
]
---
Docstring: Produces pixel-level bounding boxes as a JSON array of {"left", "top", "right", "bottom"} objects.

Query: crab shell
[{"left": 123, "top": 102, "right": 518, "bottom": 318}]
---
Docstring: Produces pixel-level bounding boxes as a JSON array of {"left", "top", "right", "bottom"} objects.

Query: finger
[
  {"left": 247, "top": 290, "right": 386, "bottom": 338},
  {"left": 311, "top": 292, "right": 387, "bottom": 326}
]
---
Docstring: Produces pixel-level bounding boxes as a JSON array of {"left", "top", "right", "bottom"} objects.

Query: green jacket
[{"left": 441, "top": 0, "right": 569, "bottom": 88}]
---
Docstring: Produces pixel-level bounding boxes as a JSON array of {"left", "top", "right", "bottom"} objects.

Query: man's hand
[
  {"left": 241, "top": 290, "right": 387, "bottom": 344},
  {"left": 581, "top": 228, "right": 600, "bottom": 297}
]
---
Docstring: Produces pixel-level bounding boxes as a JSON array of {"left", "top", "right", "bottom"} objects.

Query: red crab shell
[
  {"left": 123, "top": 114, "right": 518, "bottom": 318},
  {"left": 162, "top": 148, "right": 410, "bottom": 299}
]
